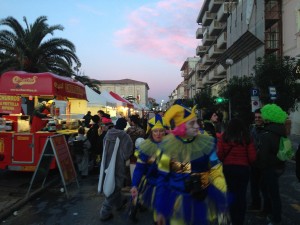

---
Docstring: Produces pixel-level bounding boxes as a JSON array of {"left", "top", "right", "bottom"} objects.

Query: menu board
[{"left": 27, "top": 134, "right": 78, "bottom": 198}]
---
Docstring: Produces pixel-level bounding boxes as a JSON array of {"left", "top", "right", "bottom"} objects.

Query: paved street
[{"left": 0, "top": 159, "right": 300, "bottom": 225}]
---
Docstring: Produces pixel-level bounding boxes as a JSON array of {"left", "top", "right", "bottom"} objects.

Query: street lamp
[{"left": 226, "top": 58, "right": 233, "bottom": 120}]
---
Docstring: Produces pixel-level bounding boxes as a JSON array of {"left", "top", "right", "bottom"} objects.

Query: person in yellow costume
[
  {"left": 130, "top": 114, "right": 168, "bottom": 223},
  {"left": 155, "top": 104, "right": 229, "bottom": 225}
]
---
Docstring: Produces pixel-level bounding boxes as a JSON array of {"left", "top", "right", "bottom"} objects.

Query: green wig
[{"left": 261, "top": 104, "right": 287, "bottom": 124}]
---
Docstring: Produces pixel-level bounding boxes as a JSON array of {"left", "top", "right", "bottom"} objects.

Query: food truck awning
[{"left": 0, "top": 71, "right": 87, "bottom": 100}]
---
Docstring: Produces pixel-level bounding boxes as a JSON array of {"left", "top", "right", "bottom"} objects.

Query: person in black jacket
[
  {"left": 202, "top": 110, "right": 218, "bottom": 138},
  {"left": 296, "top": 144, "right": 300, "bottom": 182},
  {"left": 86, "top": 115, "right": 102, "bottom": 172},
  {"left": 256, "top": 104, "right": 287, "bottom": 225},
  {"left": 83, "top": 111, "right": 92, "bottom": 128}
]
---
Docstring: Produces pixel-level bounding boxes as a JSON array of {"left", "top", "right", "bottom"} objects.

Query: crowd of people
[{"left": 66, "top": 101, "right": 293, "bottom": 225}]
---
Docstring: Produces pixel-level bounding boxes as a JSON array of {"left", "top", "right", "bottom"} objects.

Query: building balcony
[
  {"left": 202, "top": 54, "right": 215, "bottom": 65},
  {"left": 196, "top": 74, "right": 202, "bottom": 81},
  {"left": 202, "top": 74, "right": 215, "bottom": 85},
  {"left": 209, "top": 20, "right": 224, "bottom": 36},
  {"left": 208, "top": 44, "right": 225, "bottom": 58},
  {"left": 196, "top": 80, "right": 204, "bottom": 89},
  {"left": 202, "top": 33, "right": 216, "bottom": 46},
  {"left": 188, "top": 68, "right": 196, "bottom": 77},
  {"left": 196, "top": 45, "right": 208, "bottom": 57},
  {"left": 217, "top": 31, "right": 227, "bottom": 49},
  {"left": 216, "top": 64, "right": 226, "bottom": 75},
  {"left": 208, "top": 0, "right": 223, "bottom": 13},
  {"left": 196, "top": 62, "right": 208, "bottom": 73},
  {"left": 217, "top": 2, "right": 231, "bottom": 22},
  {"left": 265, "top": 3, "right": 280, "bottom": 29},
  {"left": 196, "top": 27, "right": 205, "bottom": 39},
  {"left": 202, "top": 11, "right": 216, "bottom": 26},
  {"left": 208, "top": 68, "right": 225, "bottom": 82},
  {"left": 181, "top": 71, "right": 188, "bottom": 77}
]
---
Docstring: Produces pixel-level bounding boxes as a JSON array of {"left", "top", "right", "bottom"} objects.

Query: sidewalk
[{"left": 289, "top": 134, "right": 299, "bottom": 151}]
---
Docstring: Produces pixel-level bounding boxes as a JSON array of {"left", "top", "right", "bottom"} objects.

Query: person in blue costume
[
  {"left": 130, "top": 114, "right": 168, "bottom": 223},
  {"left": 155, "top": 104, "right": 229, "bottom": 225}
]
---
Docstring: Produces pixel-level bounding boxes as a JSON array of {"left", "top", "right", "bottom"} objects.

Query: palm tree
[{"left": 0, "top": 16, "right": 80, "bottom": 77}]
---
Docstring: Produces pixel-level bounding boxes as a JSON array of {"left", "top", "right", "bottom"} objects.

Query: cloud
[{"left": 114, "top": 0, "right": 202, "bottom": 65}]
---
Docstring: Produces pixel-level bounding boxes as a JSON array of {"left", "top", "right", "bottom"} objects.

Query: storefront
[{"left": 0, "top": 71, "right": 87, "bottom": 171}]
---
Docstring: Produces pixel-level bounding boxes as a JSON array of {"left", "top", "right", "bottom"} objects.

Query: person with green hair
[{"left": 256, "top": 104, "right": 287, "bottom": 225}]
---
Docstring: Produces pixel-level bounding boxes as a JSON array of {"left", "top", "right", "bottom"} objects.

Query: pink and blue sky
[{"left": 1, "top": 0, "right": 203, "bottom": 103}]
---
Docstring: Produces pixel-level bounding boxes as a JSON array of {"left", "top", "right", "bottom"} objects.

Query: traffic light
[{"left": 215, "top": 97, "right": 226, "bottom": 104}]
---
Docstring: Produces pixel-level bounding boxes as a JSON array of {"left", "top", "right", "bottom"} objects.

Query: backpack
[
  {"left": 73, "top": 139, "right": 88, "bottom": 155},
  {"left": 277, "top": 136, "right": 294, "bottom": 161}
]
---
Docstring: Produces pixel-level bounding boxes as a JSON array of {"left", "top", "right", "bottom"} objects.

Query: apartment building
[
  {"left": 180, "top": 57, "right": 200, "bottom": 99},
  {"left": 167, "top": 81, "right": 185, "bottom": 108},
  {"left": 282, "top": 0, "right": 300, "bottom": 134},
  {"left": 98, "top": 79, "right": 149, "bottom": 106},
  {"left": 192, "top": 0, "right": 300, "bottom": 135}
]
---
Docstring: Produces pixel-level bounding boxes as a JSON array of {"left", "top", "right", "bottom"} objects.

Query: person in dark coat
[
  {"left": 83, "top": 111, "right": 92, "bottom": 128},
  {"left": 256, "top": 104, "right": 288, "bottom": 225},
  {"left": 86, "top": 115, "right": 102, "bottom": 170},
  {"left": 296, "top": 144, "right": 300, "bottom": 182},
  {"left": 202, "top": 110, "right": 218, "bottom": 138}
]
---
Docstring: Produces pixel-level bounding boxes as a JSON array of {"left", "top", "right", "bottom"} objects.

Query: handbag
[{"left": 98, "top": 137, "right": 120, "bottom": 197}]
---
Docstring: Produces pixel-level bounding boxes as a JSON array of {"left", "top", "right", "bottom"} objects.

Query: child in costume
[
  {"left": 155, "top": 104, "right": 229, "bottom": 225},
  {"left": 130, "top": 114, "right": 168, "bottom": 223}
]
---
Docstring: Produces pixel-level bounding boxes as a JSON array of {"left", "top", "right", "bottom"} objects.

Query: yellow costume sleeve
[{"left": 209, "top": 163, "right": 227, "bottom": 193}]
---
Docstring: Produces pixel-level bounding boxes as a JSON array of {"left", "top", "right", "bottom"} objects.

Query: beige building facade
[{"left": 98, "top": 79, "right": 149, "bottom": 107}]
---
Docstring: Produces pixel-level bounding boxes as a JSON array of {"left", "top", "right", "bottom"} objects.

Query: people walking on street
[
  {"left": 86, "top": 115, "right": 102, "bottom": 171},
  {"left": 30, "top": 100, "right": 53, "bottom": 133},
  {"left": 130, "top": 114, "right": 167, "bottom": 223},
  {"left": 217, "top": 118, "right": 257, "bottom": 225},
  {"left": 98, "top": 119, "right": 133, "bottom": 221},
  {"left": 68, "top": 126, "right": 91, "bottom": 178},
  {"left": 256, "top": 104, "right": 288, "bottom": 225},
  {"left": 82, "top": 111, "right": 92, "bottom": 128},
  {"left": 248, "top": 108, "right": 264, "bottom": 211},
  {"left": 97, "top": 110, "right": 105, "bottom": 120},
  {"left": 126, "top": 114, "right": 146, "bottom": 186},
  {"left": 155, "top": 104, "right": 229, "bottom": 225},
  {"left": 202, "top": 110, "right": 218, "bottom": 138},
  {"left": 127, "top": 114, "right": 146, "bottom": 162}
]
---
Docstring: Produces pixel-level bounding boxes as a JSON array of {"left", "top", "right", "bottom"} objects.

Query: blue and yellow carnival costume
[
  {"left": 155, "top": 105, "right": 228, "bottom": 225},
  {"left": 131, "top": 114, "right": 167, "bottom": 208}
]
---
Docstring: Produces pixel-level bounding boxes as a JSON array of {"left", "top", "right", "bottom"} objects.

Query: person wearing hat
[
  {"left": 130, "top": 114, "right": 168, "bottom": 223},
  {"left": 255, "top": 104, "right": 288, "bottom": 225},
  {"left": 155, "top": 104, "right": 229, "bottom": 225},
  {"left": 30, "top": 100, "right": 53, "bottom": 133}
]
